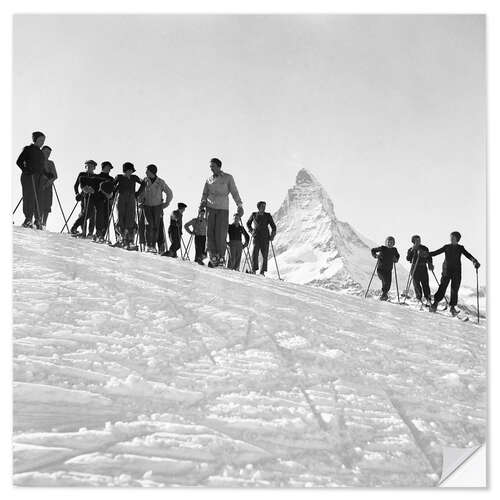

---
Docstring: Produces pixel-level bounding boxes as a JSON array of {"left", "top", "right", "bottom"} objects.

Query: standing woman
[{"left": 40, "top": 145, "right": 58, "bottom": 228}]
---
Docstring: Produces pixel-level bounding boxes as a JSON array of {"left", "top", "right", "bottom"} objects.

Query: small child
[
  {"left": 166, "top": 202, "right": 187, "bottom": 258},
  {"left": 371, "top": 236, "right": 400, "bottom": 301},
  {"left": 425, "top": 231, "right": 480, "bottom": 315},
  {"left": 227, "top": 214, "right": 250, "bottom": 271},
  {"left": 184, "top": 209, "right": 208, "bottom": 265}
]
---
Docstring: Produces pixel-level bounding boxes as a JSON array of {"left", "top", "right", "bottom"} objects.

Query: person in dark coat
[
  {"left": 16, "top": 131, "right": 46, "bottom": 228},
  {"left": 406, "top": 235, "right": 434, "bottom": 304},
  {"left": 94, "top": 161, "right": 115, "bottom": 242},
  {"left": 166, "top": 203, "right": 187, "bottom": 257},
  {"left": 113, "top": 163, "right": 142, "bottom": 249},
  {"left": 371, "top": 236, "right": 400, "bottom": 300},
  {"left": 425, "top": 232, "right": 480, "bottom": 314},
  {"left": 227, "top": 214, "right": 250, "bottom": 271},
  {"left": 184, "top": 208, "right": 208, "bottom": 264},
  {"left": 40, "top": 146, "right": 58, "bottom": 228},
  {"left": 246, "top": 201, "right": 277, "bottom": 276},
  {"left": 70, "top": 160, "right": 99, "bottom": 237}
]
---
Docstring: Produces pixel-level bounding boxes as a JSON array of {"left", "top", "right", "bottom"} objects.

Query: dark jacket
[
  {"left": 406, "top": 245, "right": 433, "bottom": 269},
  {"left": 16, "top": 144, "right": 45, "bottom": 175},
  {"left": 114, "top": 174, "right": 142, "bottom": 195},
  {"left": 96, "top": 173, "right": 115, "bottom": 199},
  {"left": 169, "top": 209, "right": 183, "bottom": 233},
  {"left": 74, "top": 171, "right": 100, "bottom": 197},
  {"left": 371, "top": 246, "right": 400, "bottom": 271},
  {"left": 246, "top": 212, "right": 277, "bottom": 239},
  {"left": 228, "top": 224, "right": 250, "bottom": 245},
  {"left": 429, "top": 244, "right": 477, "bottom": 274}
]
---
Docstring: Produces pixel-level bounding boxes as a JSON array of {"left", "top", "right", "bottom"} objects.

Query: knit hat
[
  {"left": 32, "top": 131, "right": 45, "bottom": 142},
  {"left": 210, "top": 158, "right": 222, "bottom": 168},
  {"left": 146, "top": 164, "right": 158, "bottom": 175},
  {"left": 123, "top": 162, "right": 135, "bottom": 173},
  {"left": 178, "top": 202, "right": 187, "bottom": 209},
  {"left": 411, "top": 234, "right": 421, "bottom": 244},
  {"left": 85, "top": 160, "right": 97, "bottom": 168},
  {"left": 101, "top": 161, "right": 113, "bottom": 169}
]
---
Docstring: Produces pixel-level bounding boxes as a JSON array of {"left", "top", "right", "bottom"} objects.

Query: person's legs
[
  {"left": 433, "top": 273, "right": 451, "bottom": 304},
  {"left": 421, "top": 269, "right": 431, "bottom": 300},
  {"left": 450, "top": 271, "right": 462, "bottom": 307},
  {"left": 150, "top": 206, "right": 162, "bottom": 248},
  {"left": 252, "top": 240, "right": 261, "bottom": 271},
  {"left": 377, "top": 269, "right": 391, "bottom": 296},
  {"left": 233, "top": 241, "right": 243, "bottom": 270},
  {"left": 215, "top": 209, "right": 229, "bottom": 259},
  {"left": 31, "top": 173, "right": 43, "bottom": 227},
  {"left": 260, "top": 238, "right": 270, "bottom": 273},
  {"left": 143, "top": 206, "right": 154, "bottom": 247},
  {"left": 412, "top": 267, "right": 424, "bottom": 301},
  {"left": 20, "top": 173, "right": 34, "bottom": 223},
  {"left": 94, "top": 197, "right": 106, "bottom": 237},
  {"left": 206, "top": 208, "right": 217, "bottom": 257},
  {"left": 168, "top": 227, "right": 181, "bottom": 257}
]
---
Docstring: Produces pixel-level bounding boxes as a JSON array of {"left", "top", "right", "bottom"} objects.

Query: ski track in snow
[{"left": 13, "top": 228, "right": 486, "bottom": 487}]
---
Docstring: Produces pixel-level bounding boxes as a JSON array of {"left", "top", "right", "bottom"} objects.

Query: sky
[{"left": 12, "top": 14, "right": 486, "bottom": 285}]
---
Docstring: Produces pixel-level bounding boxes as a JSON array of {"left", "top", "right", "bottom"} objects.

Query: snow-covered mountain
[
  {"left": 269, "top": 169, "right": 404, "bottom": 294},
  {"left": 12, "top": 227, "right": 486, "bottom": 487}
]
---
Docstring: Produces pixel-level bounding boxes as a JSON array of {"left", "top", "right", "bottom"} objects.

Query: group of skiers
[
  {"left": 370, "top": 233, "right": 481, "bottom": 315},
  {"left": 16, "top": 132, "right": 277, "bottom": 275},
  {"left": 16, "top": 130, "right": 481, "bottom": 308}
]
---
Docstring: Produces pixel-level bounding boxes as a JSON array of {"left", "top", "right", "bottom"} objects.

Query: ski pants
[
  {"left": 95, "top": 196, "right": 111, "bottom": 238},
  {"left": 21, "top": 172, "right": 43, "bottom": 223},
  {"left": 377, "top": 268, "right": 392, "bottom": 295},
  {"left": 117, "top": 193, "right": 136, "bottom": 243},
  {"left": 73, "top": 194, "right": 96, "bottom": 235},
  {"left": 143, "top": 205, "right": 164, "bottom": 248},
  {"left": 434, "top": 269, "right": 461, "bottom": 307},
  {"left": 228, "top": 241, "right": 243, "bottom": 271},
  {"left": 194, "top": 235, "right": 207, "bottom": 262},
  {"left": 206, "top": 208, "right": 229, "bottom": 258},
  {"left": 252, "top": 235, "right": 270, "bottom": 272},
  {"left": 168, "top": 226, "right": 182, "bottom": 257},
  {"left": 412, "top": 266, "right": 431, "bottom": 301},
  {"left": 40, "top": 181, "right": 53, "bottom": 225}
]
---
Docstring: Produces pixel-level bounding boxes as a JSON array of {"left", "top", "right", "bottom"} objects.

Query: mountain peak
[{"left": 295, "top": 168, "right": 319, "bottom": 186}]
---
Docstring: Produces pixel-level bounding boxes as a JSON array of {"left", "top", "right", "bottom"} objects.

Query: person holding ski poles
[
  {"left": 423, "top": 231, "right": 480, "bottom": 315},
  {"left": 94, "top": 161, "right": 115, "bottom": 243},
  {"left": 70, "top": 160, "right": 99, "bottom": 237},
  {"left": 199, "top": 158, "right": 244, "bottom": 268},
  {"left": 166, "top": 203, "right": 187, "bottom": 257},
  {"left": 227, "top": 213, "right": 250, "bottom": 271},
  {"left": 371, "top": 236, "right": 400, "bottom": 301},
  {"left": 39, "top": 145, "right": 58, "bottom": 228},
  {"left": 246, "top": 201, "right": 276, "bottom": 276},
  {"left": 16, "top": 131, "right": 46, "bottom": 229},
  {"left": 406, "top": 235, "right": 434, "bottom": 305},
  {"left": 136, "top": 164, "right": 173, "bottom": 253},
  {"left": 184, "top": 208, "right": 208, "bottom": 265}
]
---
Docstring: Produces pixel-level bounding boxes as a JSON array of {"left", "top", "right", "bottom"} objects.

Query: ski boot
[
  {"left": 208, "top": 255, "right": 219, "bottom": 268},
  {"left": 110, "top": 240, "right": 124, "bottom": 248},
  {"left": 22, "top": 219, "right": 34, "bottom": 228},
  {"left": 379, "top": 293, "right": 388, "bottom": 301},
  {"left": 429, "top": 302, "right": 438, "bottom": 313},
  {"left": 146, "top": 246, "right": 157, "bottom": 253},
  {"left": 450, "top": 306, "right": 459, "bottom": 316}
]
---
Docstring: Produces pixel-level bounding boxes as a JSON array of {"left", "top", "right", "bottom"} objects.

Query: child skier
[
  {"left": 406, "top": 235, "right": 434, "bottom": 305},
  {"left": 94, "top": 161, "right": 114, "bottom": 243},
  {"left": 227, "top": 214, "right": 250, "bottom": 271},
  {"left": 40, "top": 145, "right": 58, "bottom": 228},
  {"left": 71, "top": 160, "right": 99, "bottom": 237},
  {"left": 184, "top": 208, "right": 208, "bottom": 265},
  {"left": 425, "top": 232, "right": 480, "bottom": 315},
  {"left": 371, "top": 236, "right": 400, "bottom": 301},
  {"left": 113, "top": 162, "right": 142, "bottom": 250},
  {"left": 166, "top": 203, "right": 187, "bottom": 257}
]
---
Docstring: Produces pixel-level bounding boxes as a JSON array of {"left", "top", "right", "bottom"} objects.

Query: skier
[
  {"left": 425, "top": 232, "right": 480, "bottom": 315},
  {"left": 227, "top": 214, "right": 250, "bottom": 271},
  {"left": 199, "top": 158, "right": 244, "bottom": 268},
  {"left": 113, "top": 162, "right": 142, "bottom": 250},
  {"left": 70, "top": 160, "right": 99, "bottom": 237},
  {"left": 246, "top": 201, "right": 276, "bottom": 276},
  {"left": 165, "top": 203, "right": 187, "bottom": 257},
  {"left": 406, "top": 235, "right": 434, "bottom": 305},
  {"left": 184, "top": 208, "right": 208, "bottom": 265},
  {"left": 94, "top": 161, "right": 115, "bottom": 243},
  {"left": 136, "top": 164, "right": 173, "bottom": 253},
  {"left": 371, "top": 236, "right": 400, "bottom": 301},
  {"left": 39, "top": 145, "right": 58, "bottom": 228},
  {"left": 16, "top": 131, "right": 46, "bottom": 229}
]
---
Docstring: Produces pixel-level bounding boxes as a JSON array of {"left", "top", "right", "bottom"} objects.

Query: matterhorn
[{"left": 270, "top": 169, "right": 389, "bottom": 294}]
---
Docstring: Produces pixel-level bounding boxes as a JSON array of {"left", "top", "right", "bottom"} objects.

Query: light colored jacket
[
  {"left": 139, "top": 176, "right": 173, "bottom": 207},
  {"left": 201, "top": 171, "right": 242, "bottom": 211},
  {"left": 184, "top": 217, "right": 207, "bottom": 236}
]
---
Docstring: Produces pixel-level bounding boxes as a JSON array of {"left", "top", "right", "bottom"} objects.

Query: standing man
[
  {"left": 184, "top": 208, "right": 208, "bottom": 265},
  {"left": 166, "top": 203, "right": 187, "bottom": 257},
  {"left": 16, "top": 131, "right": 46, "bottom": 229},
  {"left": 94, "top": 161, "right": 115, "bottom": 243},
  {"left": 70, "top": 160, "right": 98, "bottom": 237},
  {"left": 227, "top": 214, "right": 250, "bottom": 271},
  {"left": 200, "top": 158, "right": 244, "bottom": 267},
  {"left": 246, "top": 201, "right": 276, "bottom": 276},
  {"left": 40, "top": 145, "right": 58, "bottom": 228},
  {"left": 426, "top": 232, "right": 480, "bottom": 315},
  {"left": 406, "top": 235, "right": 434, "bottom": 305},
  {"left": 136, "top": 164, "right": 173, "bottom": 253},
  {"left": 371, "top": 236, "right": 400, "bottom": 301}
]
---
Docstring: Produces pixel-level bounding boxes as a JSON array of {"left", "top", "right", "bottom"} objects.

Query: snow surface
[{"left": 13, "top": 227, "right": 486, "bottom": 487}]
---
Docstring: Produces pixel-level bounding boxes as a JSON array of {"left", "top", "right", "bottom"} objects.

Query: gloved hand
[
  {"left": 237, "top": 205, "right": 244, "bottom": 217},
  {"left": 270, "top": 235, "right": 275, "bottom": 241},
  {"left": 428, "top": 263, "right": 434, "bottom": 271},
  {"left": 243, "top": 243, "right": 248, "bottom": 249},
  {"left": 371, "top": 252, "right": 378, "bottom": 259},
  {"left": 161, "top": 202, "right": 169, "bottom": 209},
  {"left": 75, "top": 193, "right": 82, "bottom": 201},
  {"left": 474, "top": 260, "right": 481, "bottom": 269},
  {"left": 418, "top": 250, "right": 429, "bottom": 258},
  {"left": 392, "top": 256, "right": 399, "bottom": 262}
]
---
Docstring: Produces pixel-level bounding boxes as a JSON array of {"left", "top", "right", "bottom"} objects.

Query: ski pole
[
  {"left": 13, "top": 197, "right": 22, "bottom": 215},
  {"left": 81, "top": 194, "right": 90, "bottom": 238},
  {"left": 270, "top": 240, "right": 281, "bottom": 280},
  {"left": 104, "top": 195, "right": 118, "bottom": 242},
  {"left": 31, "top": 175, "right": 42, "bottom": 226},
  {"left": 393, "top": 263, "right": 400, "bottom": 304},
  {"left": 183, "top": 234, "right": 193, "bottom": 260},
  {"left": 476, "top": 268, "right": 480, "bottom": 324},
  {"left": 431, "top": 269, "right": 449, "bottom": 307},
  {"left": 403, "top": 254, "right": 420, "bottom": 304},
  {"left": 52, "top": 184, "right": 70, "bottom": 233},
  {"left": 61, "top": 201, "right": 79, "bottom": 233},
  {"left": 365, "top": 260, "right": 378, "bottom": 298}
]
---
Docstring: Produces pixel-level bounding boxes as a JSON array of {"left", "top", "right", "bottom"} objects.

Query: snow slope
[{"left": 13, "top": 227, "right": 486, "bottom": 487}]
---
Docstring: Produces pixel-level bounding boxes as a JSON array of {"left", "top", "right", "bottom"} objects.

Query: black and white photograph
[{"left": 9, "top": 11, "right": 488, "bottom": 488}]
